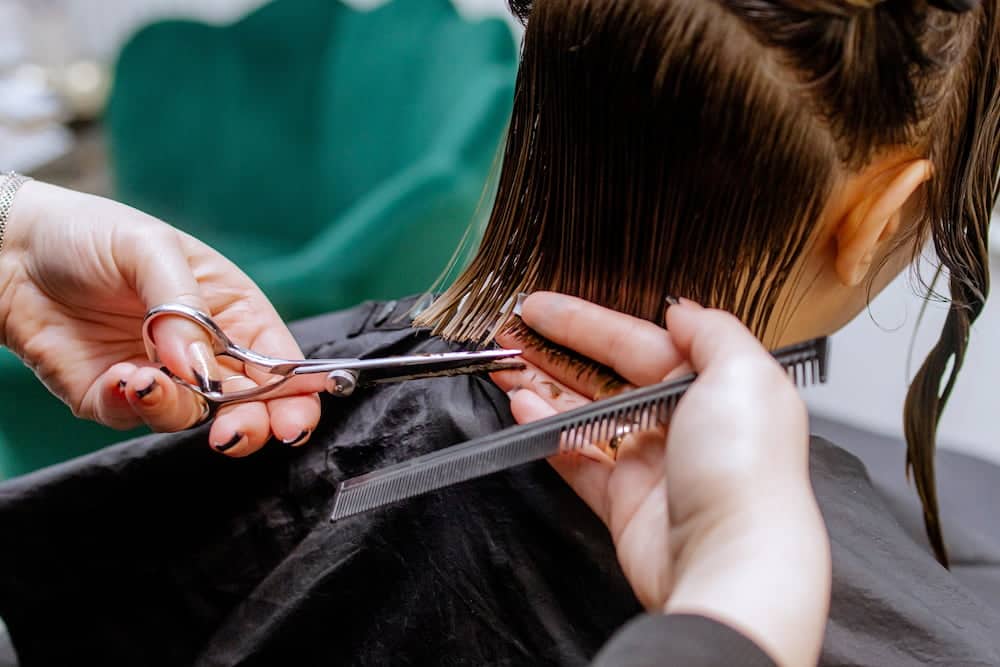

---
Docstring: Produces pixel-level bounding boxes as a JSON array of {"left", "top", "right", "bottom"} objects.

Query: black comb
[{"left": 330, "top": 336, "right": 829, "bottom": 521}]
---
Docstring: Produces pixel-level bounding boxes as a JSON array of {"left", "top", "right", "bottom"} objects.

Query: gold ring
[{"left": 608, "top": 424, "right": 632, "bottom": 451}]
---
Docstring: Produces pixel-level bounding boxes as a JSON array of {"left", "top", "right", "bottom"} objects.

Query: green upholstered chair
[{"left": 0, "top": 0, "right": 516, "bottom": 477}]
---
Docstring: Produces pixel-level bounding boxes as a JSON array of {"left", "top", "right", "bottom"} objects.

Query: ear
[{"left": 834, "top": 159, "right": 933, "bottom": 287}]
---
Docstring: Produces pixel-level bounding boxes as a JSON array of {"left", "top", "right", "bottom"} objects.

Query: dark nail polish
[
  {"left": 281, "top": 429, "right": 311, "bottom": 446},
  {"left": 193, "top": 370, "right": 223, "bottom": 394},
  {"left": 213, "top": 432, "right": 243, "bottom": 453},
  {"left": 136, "top": 380, "right": 158, "bottom": 400},
  {"left": 188, "top": 342, "right": 222, "bottom": 393}
]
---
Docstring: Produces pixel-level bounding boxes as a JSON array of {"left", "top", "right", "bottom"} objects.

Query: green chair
[{"left": 0, "top": 0, "right": 517, "bottom": 477}]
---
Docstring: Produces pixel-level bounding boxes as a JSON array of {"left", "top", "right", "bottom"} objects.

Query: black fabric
[
  {"left": 812, "top": 415, "right": 1000, "bottom": 615},
  {"left": 590, "top": 614, "right": 776, "bottom": 667},
  {"left": 1, "top": 298, "right": 999, "bottom": 666}
]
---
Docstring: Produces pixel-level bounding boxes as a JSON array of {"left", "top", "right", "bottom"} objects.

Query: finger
[
  {"left": 86, "top": 362, "right": 144, "bottom": 430},
  {"left": 493, "top": 335, "right": 634, "bottom": 402},
  {"left": 208, "top": 375, "right": 271, "bottom": 457},
  {"left": 664, "top": 305, "right": 771, "bottom": 374},
  {"left": 220, "top": 324, "right": 323, "bottom": 446},
  {"left": 604, "top": 429, "right": 667, "bottom": 539},
  {"left": 267, "top": 394, "right": 321, "bottom": 447},
  {"left": 517, "top": 292, "right": 685, "bottom": 386},
  {"left": 121, "top": 228, "right": 225, "bottom": 392},
  {"left": 148, "top": 317, "right": 225, "bottom": 395},
  {"left": 125, "top": 366, "right": 208, "bottom": 432},
  {"left": 508, "top": 388, "right": 615, "bottom": 523},
  {"left": 239, "top": 326, "right": 326, "bottom": 396},
  {"left": 490, "top": 361, "right": 590, "bottom": 413}
]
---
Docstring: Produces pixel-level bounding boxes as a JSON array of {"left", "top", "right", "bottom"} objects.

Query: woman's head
[{"left": 416, "top": 0, "right": 1000, "bottom": 562}]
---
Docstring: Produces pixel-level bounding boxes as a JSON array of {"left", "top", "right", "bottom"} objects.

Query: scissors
[{"left": 142, "top": 303, "right": 523, "bottom": 425}]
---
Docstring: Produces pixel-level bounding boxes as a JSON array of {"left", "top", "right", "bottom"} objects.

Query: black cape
[{"left": 1, "top": 298, "right": 999, "bottom": 666}]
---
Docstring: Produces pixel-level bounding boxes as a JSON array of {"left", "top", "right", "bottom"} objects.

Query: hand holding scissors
[
  {"left": 1, "top": 181, "right": 341, "bottom": 455},
  {"left": 142, "top": 303, "right": 522, "bottom": 451}
]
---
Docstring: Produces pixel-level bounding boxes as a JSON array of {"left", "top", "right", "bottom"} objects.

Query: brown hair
[{"left": 416, "top": 0, "right": 1000, "bottom": 564}]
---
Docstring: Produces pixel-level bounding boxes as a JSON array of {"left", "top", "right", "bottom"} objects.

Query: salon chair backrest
[{"left": 107, "top": 0, "right": 516, "bottom": 319}]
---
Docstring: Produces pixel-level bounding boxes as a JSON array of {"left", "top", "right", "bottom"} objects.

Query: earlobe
[{"left": 834, "top": 159, "right": 932, "bottom": 288}]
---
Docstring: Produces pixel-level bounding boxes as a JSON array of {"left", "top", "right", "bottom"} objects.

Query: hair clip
[{"left": 927, "top": 0, "right": 980, "bottom": 13}]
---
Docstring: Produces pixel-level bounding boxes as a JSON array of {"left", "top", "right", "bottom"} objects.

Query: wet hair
[{"left": 415, "top": 0, "right": 1000, "bottom": 564}]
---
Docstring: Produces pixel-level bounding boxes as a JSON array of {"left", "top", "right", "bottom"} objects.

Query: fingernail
[
  {"left": 281, "top": 429, "right": 311, "bottom": 446},
  {"left": 136, "top": 380, "right": 158, "bottom": 400},
  {"left": 665, "top": 296, "right": 680, "bottom": 307},
  {"left": 513, "top": 292, "right": 529, "bottom": 317},
  {"left": 188, "top": 342, "right": 222, "bottom": 393},
  {"left": 507, "top": 387, "right": 521, "bottom": 400},
  {"left": 213, "top": 432, "right": 244, "bottom": 453}
]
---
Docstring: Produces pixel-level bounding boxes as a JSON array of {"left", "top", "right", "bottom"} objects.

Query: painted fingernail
[
  {"left": 281, "top": 429, "right": 311, "bottom": 446},
  {"left": 136, "top": 380, "right": 158, "bottom": 400},
  {"left": 514, "top": 292, "right": 529, "bottom": 317},
  {"left": 213, "top": 432, "right": 244, "bottom": 453},
  {"left": 188, "top": 342, "right": 222, "bottom": 393}
]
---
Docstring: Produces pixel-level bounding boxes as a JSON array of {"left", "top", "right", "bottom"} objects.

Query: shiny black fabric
[{"left": 1, "top": 298, "right": 999, "bottom": 666}]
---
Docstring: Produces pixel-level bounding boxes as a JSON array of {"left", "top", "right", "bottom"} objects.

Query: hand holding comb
[{"left": 330, "top": 336, "right": 829, "bottom": 521}]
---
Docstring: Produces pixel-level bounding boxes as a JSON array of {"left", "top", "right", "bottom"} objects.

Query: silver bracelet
[{"left": 0, "top": 172, "right": 33, "bottom": 253}]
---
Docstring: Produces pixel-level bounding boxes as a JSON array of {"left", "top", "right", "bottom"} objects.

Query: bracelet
[{"left": 0, "top": 172, "right": 33, "bottom": 254}]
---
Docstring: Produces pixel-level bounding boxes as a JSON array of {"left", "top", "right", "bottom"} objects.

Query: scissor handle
[
  {"left": 142, "top": 303, "right": 321, "bottom": 374},
  {"left": 142, "top": 303, "right": 235, "bottom": 363}
]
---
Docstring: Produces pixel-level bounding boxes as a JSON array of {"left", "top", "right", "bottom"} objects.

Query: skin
[
  {"left": 492, "top": 295, "right": 831, "bottom": 667},
  {"left": 774, "top": 152, "right": 933, "bottom": 345},
  {"left": 0, "top": 181, "right": 325, "bottom": 456}
]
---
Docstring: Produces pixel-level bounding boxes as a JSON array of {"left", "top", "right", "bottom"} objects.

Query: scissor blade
[
  {"left": 341, "top": 349, "right": 523, "bottom": 386},
  {"left": 359, "top": 359, "right": 526, "bottom": 386}
]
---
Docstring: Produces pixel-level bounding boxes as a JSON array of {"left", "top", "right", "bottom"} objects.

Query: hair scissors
[{"left": 142, "top": 303, "right": 523, "bottom": 425}]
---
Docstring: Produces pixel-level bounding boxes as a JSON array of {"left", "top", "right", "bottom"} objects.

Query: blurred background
[{"left": 0, "top": 0, "right": 997, "bottom": 481}]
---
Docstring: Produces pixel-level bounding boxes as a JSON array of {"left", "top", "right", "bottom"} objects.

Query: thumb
[
  {"left": 666, "top": 304, "right": 769, "bottom": 375},
  {"left": 124, "top": 227, "right": 223, "bottom": 391}
]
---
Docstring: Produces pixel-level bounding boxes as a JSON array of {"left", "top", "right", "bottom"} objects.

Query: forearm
[{"left": 666, "top": 482, "right": 830, "bottom": 667}]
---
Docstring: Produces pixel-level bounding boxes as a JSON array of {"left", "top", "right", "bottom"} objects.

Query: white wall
[
  {"left": 805, "top": 218, "right": 1000, "bottom": 464},
  {"left": 58, "top": 0, "right": 518, "bottom": 62}
]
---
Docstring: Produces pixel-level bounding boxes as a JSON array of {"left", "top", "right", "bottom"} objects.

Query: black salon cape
[{"left": 1, "top": 298, "right": 999, "bottom": 666}]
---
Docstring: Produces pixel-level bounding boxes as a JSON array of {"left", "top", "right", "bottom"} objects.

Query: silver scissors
[{"left": 142, "top": 303, "right": 523, "bottom": 424}]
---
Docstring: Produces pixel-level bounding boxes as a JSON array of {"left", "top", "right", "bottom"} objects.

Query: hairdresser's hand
[
  {"left": 0, "top": 181, "right": 321, "bottom": 455},
  {"left": 492, "top": 293, "right": 830, "bottom": 667}
]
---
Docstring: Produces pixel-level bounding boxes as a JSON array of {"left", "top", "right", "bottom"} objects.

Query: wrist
[
  {"left": 2, "top": 178, "right": 44, "bottom": 253},
  {"left": 0, "top": 178, "right": 45, "bottom": 347}
]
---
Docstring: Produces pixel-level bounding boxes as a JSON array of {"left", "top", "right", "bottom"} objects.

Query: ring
[
  {"left": 602, "top": 422, "right": 642, "bottom": 460},
  {"left": 607, "top": 424, "right": 634, "bottom": 451}
]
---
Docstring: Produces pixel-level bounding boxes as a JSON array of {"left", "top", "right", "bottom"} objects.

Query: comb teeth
[{"left": 330, "top": 336, "right": 829, "bottom": 521}]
